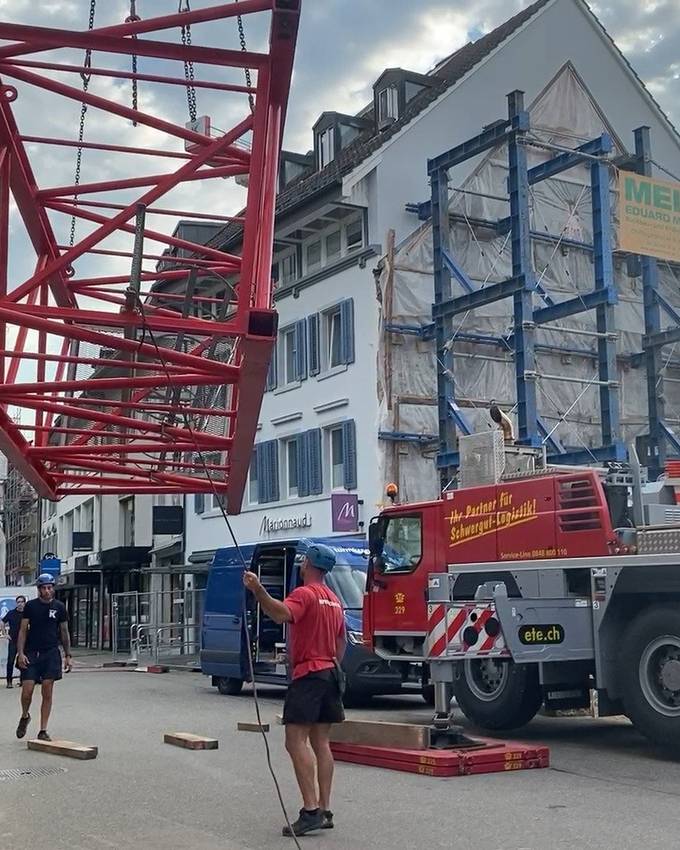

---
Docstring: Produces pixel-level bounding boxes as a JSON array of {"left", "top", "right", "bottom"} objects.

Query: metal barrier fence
[{"left": 112, "top": 589, "right": 205, "bottom": 666}]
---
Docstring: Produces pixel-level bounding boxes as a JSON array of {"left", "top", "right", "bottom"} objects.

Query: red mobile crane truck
[{"left": 364, "top": 432, "right": 680, "bottom": 754}]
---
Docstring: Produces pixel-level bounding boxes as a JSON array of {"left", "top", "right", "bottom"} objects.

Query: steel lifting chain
[
  {"left": 236, "top": 0, "right": 255, "bottom": 114},
  {"left": 126, "top": 0, "right": 141, "bottom": 126},
  {"left": 178, "top": 0, "right": 198, "bottom": 124},
  {"left": 70, "top": 0, "right": 97, "bottom": 248}
]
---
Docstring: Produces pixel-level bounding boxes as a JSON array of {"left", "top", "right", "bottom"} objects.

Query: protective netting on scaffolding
[
  {"left": 377, "top": 64, "right": 680, "bottom": 503},
  {"left": 0, "top": 2, "right": 300, "bottom": 509}
]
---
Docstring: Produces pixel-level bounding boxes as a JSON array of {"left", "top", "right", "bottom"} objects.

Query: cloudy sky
[
  {"left": 0, "top": 0, "right": 675, "bottom": 418},
  {"left": 287, "top": 0, "right": 679, "bottom": 150},
  {"left": 0, "top": 0, "right": 676, "bottom": 289}
]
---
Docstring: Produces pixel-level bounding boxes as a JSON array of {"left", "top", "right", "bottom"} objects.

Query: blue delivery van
[{"left": 200, "top": 536, "right": 406, "bottom": 703}]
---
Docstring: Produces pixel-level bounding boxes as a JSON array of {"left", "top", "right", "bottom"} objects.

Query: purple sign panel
[{"left": 331, "top": 493, "right": 359, "bottom": 533}]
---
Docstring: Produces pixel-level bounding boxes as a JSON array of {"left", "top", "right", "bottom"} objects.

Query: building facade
[
  {"left": 4, "top": 463, "right": 38, "bottom": 586},
  {"left": 186, "top": 0, "right": 680, "bottom": 562}
]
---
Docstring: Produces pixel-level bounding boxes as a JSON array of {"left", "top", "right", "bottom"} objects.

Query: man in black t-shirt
[
  {"left": 15, "top": 574, "right": 72, "bottom": 742},
  {"left": 1, "top": 595, "right": 27, "bottom": 687}
]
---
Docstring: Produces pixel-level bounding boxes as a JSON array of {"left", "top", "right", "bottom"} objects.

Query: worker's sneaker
[
  {"left": 15, "top": 713, "right": 30, "bottom": 739},
  {"left": 321, "top": 810, "right": 334, "bottom": 829},
  {"left": 6, "top": 681, "right": 12, "bottom": 689},
  {"left": 37, "top": 730, "right": 51, "bottom": 742},
  {"left": 282, "top": 808, "right": 323, "bottom": 837}
]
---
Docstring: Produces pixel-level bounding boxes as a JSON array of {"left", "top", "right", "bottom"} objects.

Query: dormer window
[
  {"left": 378, "top": 85, "right": 399, "bottom": 125},
  {"left": 373, "top": 68, "right": 436, "bottom": 132},
  {"left": 278, "top": 150, "right": 313, "bottom": 193},
  {"left": 318, "top": 127, "right": 334, "bottom": 168},
  {"left": 313, "top": 112, "right": 371, "bottom": 171}
]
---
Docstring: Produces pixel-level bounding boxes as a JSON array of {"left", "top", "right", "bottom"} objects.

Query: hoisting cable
[
  {"left": 129, "top": 282, "right": 303, "bottom": 848},
  {"left": 70, "top": 0, "right": 97, "bottom": 248},
  {"left": 235, "top": 0, "right": 255, "bottom": 115},
  {"left": 178, "top": 0, "right": 198, "bottom": 124},
  {"left": 126, "top": 0, "right": 142, "bottom": 125}
]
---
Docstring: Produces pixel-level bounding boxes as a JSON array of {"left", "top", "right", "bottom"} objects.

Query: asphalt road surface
[{"left": 1, "top": 665, "right": 679, "bottom": 849}]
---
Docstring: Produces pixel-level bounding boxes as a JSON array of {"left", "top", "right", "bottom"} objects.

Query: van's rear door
[{"left": 201, "top": 549, "right": 250, "bottom": 678}]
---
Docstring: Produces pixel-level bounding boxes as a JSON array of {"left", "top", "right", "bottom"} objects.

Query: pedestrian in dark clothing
[
  {"left": 1, "top": 595, "right": 26, "bottom": 687},
  {"left": 243, "top": 543, "right": 346, "bottom": 837},
  {"left": 15, "top": 574, "right": 72, "bottom": 741}
]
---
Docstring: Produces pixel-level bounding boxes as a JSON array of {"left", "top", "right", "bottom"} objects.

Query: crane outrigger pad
[{"left": 330, "top": 739, "right": 549, "bottom": 778}]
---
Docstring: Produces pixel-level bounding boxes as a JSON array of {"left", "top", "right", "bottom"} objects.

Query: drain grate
[{"left": 0, "top": 766, "right": 67, "bottom": 781}]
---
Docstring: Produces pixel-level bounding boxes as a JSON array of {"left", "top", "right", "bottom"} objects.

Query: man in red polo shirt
[{"left": 243, "top": 543, "right": 346, "bottom": 837}]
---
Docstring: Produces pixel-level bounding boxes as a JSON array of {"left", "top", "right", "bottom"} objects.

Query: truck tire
[
  {"left": 216, "top": 677, "right": 243, "bottom": 696},
  {"left": 453, "top": 659, "right": 542, "bottom": 731},
  {"left": 343, "top": 686, "right": 371, "bottom": 708},
  {"left": 620, "top": 605, "right": 680, "bottom": 756}
]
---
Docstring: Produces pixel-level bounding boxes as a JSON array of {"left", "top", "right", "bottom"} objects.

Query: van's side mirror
[{"left": 368, "top": 518, "right": 383, "bottom": 557}]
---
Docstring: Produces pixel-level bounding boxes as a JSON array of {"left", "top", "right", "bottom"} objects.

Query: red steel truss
[{"left": 0, "top": 1, "right": 300, "bottom": 512}]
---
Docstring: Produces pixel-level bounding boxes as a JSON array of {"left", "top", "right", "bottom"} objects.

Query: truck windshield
[
  {"left": 326, "top": 563, "right": 366, "bottom": 609},
  {"left": 379, "top": 515, "right": 423, "bottom": 573}
]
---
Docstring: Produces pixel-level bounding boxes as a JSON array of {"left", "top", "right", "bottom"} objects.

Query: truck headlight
[{"left": 347, "top": 631, "right": 363, "bottom": 646}]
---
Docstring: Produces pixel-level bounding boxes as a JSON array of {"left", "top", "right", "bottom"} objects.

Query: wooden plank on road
[
  {"left": 163, "top": 732, "right": 218, "bottom": 750},
  {"left": 329, "top": 720, "right": 430, "bottom": 750},
  {"left": 27, "top": 739, "right": 98, "bottom": 760},
  {"left": 237, "top": 722, "right": 270, "bottom": 733}
]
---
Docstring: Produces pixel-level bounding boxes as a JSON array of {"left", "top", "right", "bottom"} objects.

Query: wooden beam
[
  {"left": 27, "top": 738, "right": 98, "bottom": 759},
  {"left": 329, "top": 720, "right": 431, "bottom": 751},
  {"left": 163, "top": 732, "right": 218, "bottom": 750},
  {"left": 237, "top": 722, "right": 270, "bottom": 733}
]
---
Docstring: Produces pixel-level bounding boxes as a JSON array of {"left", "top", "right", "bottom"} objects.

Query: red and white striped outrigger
[{"left": 426, "top": 601, "right": 511, "bottom": 659}]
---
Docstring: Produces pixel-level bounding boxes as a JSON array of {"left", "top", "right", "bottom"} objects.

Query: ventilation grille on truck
[{"left": 557, "top": 476, "right": 603, "bottom": 532}]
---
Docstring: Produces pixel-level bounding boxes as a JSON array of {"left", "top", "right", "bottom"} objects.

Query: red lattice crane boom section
[{"left": 0, "top": 1, "right": 300, "bottom": 512}]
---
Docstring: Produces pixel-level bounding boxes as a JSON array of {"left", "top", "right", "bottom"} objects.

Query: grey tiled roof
[{"left": 209, "top": 0, "right": 554, "bottom": 249}]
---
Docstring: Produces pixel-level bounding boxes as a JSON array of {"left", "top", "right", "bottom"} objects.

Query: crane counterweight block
[{"left": 0, "top": 2, "right": 300, "bottom": 512}]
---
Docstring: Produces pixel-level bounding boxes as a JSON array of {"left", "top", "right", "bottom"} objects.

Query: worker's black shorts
[
  {"left": 283, "top": 669, "right": 345, "bottom": 725},
  {"left": 20, "top": 648, "right": 62, "bottom": 684}
]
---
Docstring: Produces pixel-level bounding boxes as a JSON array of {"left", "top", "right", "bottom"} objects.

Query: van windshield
[{"left": 326, "top": 562, "right": 366, "bottom": 609}]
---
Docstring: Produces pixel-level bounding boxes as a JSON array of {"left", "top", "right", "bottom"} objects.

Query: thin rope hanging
[
  {"left": 126, "top": 0, "right": 142, "bottom": 125},
  {"left": 70, "top": 0, "right": 97, "bottom": 248}
]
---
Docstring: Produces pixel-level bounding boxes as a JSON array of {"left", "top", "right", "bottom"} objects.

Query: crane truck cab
[
  {"left": 365, "top": 432, "right": 680, "bottom": 755},
  {"left": 201, "top": 536, "right": 406, "bottom": 704},
  {"left": 365, "top": 467, "right": 617, "bottom": 661}
]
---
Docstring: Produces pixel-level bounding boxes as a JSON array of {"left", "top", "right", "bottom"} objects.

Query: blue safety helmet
[
  {"left": 36, "top": 573, "right": 55, "bottom": 587},
  {"left": 305, "top": 544, "right": 336, "bottom": 573}
]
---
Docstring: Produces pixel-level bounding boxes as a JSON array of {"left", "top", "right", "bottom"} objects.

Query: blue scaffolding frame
[
  {"left": 383, "top": 91, "right": 680, "bottom": 484},
  {"left": 427, "top": 90, "right": 626, "bottom": 484},
  {"left": 382, "top": 89, "right": 630, "bottom": 487}
]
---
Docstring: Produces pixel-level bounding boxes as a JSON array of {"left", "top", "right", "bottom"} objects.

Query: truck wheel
[
  {"left": 454, "top": 659, "right": 541, "bottom": 731},
  {"left": 620, "top": 606, "right": 680, "bottom": 755},
  {"left": 343, "top": 687, "right": 371, "bottom": 708},
  {"left": 216, "top": 677, "right": 243, "bottom": 696}
]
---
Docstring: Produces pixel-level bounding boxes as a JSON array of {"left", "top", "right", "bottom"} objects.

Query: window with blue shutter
[
  {"left": 295, "top": 319, "right": 307, "bottom": 381},
  {"left": 308, "top": 314, "right": 320, "bottom": 376},
  {"left": 340, "top": 298, "right": 355, "bottom": 365},
  {"left": 307, "top": 428, "right": 323, "bottom": 495},
  {"left": 194, "top": 493, "right": 205, "bottom": 514},
  {"left": 342, "top": 419, "right": 357, "bottom": 490},
  {"left": 256, "top": 440, "right": 280, "bottom": 503},
  {"left": 296, "top": 433, "right": 310, "bottom": 498},
  {"left": 265, "top": 348, "right": 277, "bottom": 391}
]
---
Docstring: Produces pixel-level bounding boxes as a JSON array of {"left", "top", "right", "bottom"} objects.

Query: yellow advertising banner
[{"left": 618, "top": 170, "right": 680, "bottom": 263}]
